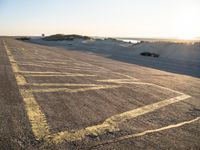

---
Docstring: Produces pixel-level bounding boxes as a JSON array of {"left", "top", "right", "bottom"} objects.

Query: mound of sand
[{"left": 30, "top": 37, "right": 200, "bottom": 77}]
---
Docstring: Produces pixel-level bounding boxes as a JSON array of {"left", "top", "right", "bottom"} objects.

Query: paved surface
[{"left": 0, "top": 37, "right": 200, "bottom": 150}]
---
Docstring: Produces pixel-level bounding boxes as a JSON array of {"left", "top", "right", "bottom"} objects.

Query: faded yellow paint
[
  {"left": 97, "top": 79, "right": 138, "bottom": 83},
  {"left": 88, "top": 117, "right": 200, "bottom": 148},
  {"left": 18, "top": 71, "right": 96, "bottom": 77},
  {"left": 24, "top": 83, "right": 101, "bottom": 87},
  {"left": 15, "top": 74, "right": 27, "bottom": 85},
  {"left": 3, "top": 41, "right": 50, "bottom": 140},
  {"left": 20, "top": 90, "right": 50, "bottom": 139},
  {"left": 27, "top": 85, "right": 120, "bottom": 93},
  {"left": 17, "top": 63, "right": 97, "bottom": 71},
  {"left": 74, "top": 62, "right": 93, "bottom": 67},
  {"left": 47, "top": 94, "right": 190, "bottom": 144},
  {"left": 104, "top": 94, "right": 191, "bottom": 127},
  {"left": 114, "top": 72, "right": 138, "bottom": 80},
  {"left": 24, "top": 74, "right": 96, "bottom": 77},
  {"left": 18, "top": 71, "right": 74, "bottom": 74}
]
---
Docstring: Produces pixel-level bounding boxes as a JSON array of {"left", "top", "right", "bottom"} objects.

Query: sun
[{"left": 172, "top": 1, "right": 199, "bottom": 41}]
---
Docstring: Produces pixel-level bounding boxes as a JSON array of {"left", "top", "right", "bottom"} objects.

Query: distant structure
[{"left": 42, "top": 33, "right": 45, "bottom": 37}]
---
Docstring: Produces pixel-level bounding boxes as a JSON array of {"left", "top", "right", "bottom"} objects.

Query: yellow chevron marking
[{"left": 48, "top": 94, "right": 190, "bottom": 144}]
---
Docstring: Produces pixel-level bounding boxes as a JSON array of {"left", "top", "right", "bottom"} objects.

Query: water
[{"left": 117, "top": 38, "right": 140, "bottom": 44}]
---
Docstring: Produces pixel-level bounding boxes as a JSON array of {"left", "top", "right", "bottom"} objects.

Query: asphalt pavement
[{"left": 0, "top": 37, "right": 199, "bottom": 150}]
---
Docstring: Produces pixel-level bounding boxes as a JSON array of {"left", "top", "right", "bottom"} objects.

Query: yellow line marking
[
  {"left": 48, "top": 94, "right": 190, "bottom": 144},
  {"left": 30, "top": 61, "right": 69, "bottom": 65},
  {"left": 18, "top": 71, "right": 71, "bottom": 74},
  {"left": 18, "top": 71, "right": 96, "bottom": 76},
  {"left": 124, "top": 82, "right": 184, "bottom": 95},
  {"left": 3, "top": 41, "right": 51, "bottom": 140},
  {"left": 20, "top": 90, "right": 50, "bottom": 139},
  {"left": 23, "top": 83, "right": 101, "bottom": 87},
  {"left": 74, "top": 62, "right": 93, "bottom": 67},
  {"left": 114, "top": 72, "right": 137, "bottom": 80},
  {"left": 16, "top": 74, "right": 27, "bottom": 85},
  {"left": 24, "top": 74, "right": 96, "bottom": 77},
  {"left": 17, "top": 63, "right": 101, "bottom": 71},
  {"left": 87, "top": 117, "right": 200, "bottom": 148},
  {"left": 104, "top": 94, "right": 191, "bottom": 127},
  {"left": 26, "top": 85, "right": 120, "bottom": 93},
  {"left": 97, "top": 79, "right": 139, "bottom": 83},
  {"left": 98, "top": 80, "right": 184, "bottom": 95}
]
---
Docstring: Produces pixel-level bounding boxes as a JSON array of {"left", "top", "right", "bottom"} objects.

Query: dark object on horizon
[
  {"left": 16, "top": 37, "right": 31, "bottom": 41},
  {"left": 42, "top": 33, "right": 45, "bottom": 37},
  {"left": 140, "top": 52, "right": 160, "bottom": 58},
  {"left": 43, "top": 34, "right": 91, "bottom": 41}
]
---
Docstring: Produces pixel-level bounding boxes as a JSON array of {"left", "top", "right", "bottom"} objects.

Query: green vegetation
[
  {"left": 43, "top": 34, "right": 91, "bottom": 41},
  {"left": 16, "top": 37, "right": 31, "bottom": 41}
]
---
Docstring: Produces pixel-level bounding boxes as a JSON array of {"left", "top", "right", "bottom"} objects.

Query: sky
[{"left": 0, "top": 0, "right": 200, "bottom": 39}]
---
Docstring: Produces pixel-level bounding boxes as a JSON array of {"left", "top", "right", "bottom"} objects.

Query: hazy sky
[{"left": 0, "top": 0, "right": 200, "bottom": 38}]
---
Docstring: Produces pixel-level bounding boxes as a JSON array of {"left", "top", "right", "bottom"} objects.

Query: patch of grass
[
  {"left": 16, "top": 37, "right": 31, "bottom": 41},
  {"left": 42, "top": 34, "right": 91, "bottom": 41}
]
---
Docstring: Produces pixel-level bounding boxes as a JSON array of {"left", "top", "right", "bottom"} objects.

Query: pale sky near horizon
[{"left": 0, "top": 0, "right": 200, "bottom": 39}]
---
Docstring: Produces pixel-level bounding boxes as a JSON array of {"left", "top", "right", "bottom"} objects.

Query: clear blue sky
[{"left": 0, "top": 0, "right": 200, "bottom": 39}]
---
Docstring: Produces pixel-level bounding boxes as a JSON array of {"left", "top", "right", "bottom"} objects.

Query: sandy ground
[
  {"left": 30, "top": 38, "right": 200, "bottom": 78},
  {"left": 0, "top": 37, "right": 200, "bottom": 149}
]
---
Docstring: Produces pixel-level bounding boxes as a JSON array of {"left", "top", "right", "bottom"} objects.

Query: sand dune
[{"left": 30, "top": 37, "right": 200, "bottom": 77}]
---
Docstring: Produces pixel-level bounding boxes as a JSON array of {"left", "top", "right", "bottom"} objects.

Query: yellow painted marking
[
  {"left": 18, "top": 71, "right": 103, "bottom": 74},
  {"left": 97, "top": 79, "right": 139, "bottom": 83},
  {"left": 48, "top": 94, "right": 190, "bottom": 144},
  {"left": 74, "top": 62, "right": 93, "bottom": 67},
  {"left": 88, "top": 117, "right": 200, "bottom": 148},
  {"left": 121, "top": 82, "right": 184, "bottom": 95},
  {"left": 104, "top": 94, "right": 191, "bottom": 127},
  {"left": 3, "top": 41, "right": 50, "bottom": 140},
  {"left": 23, "top": 83, "right": 102, "bottom": 87},
  {"left": 18, "top": 63, "right": 64, "bottom": 69},
  {"left": 17, "top": 63, "right": 99, "bottom": 71},
  {"left": 114, "top": 72, "right": 137, "bottom": 80},
  {"left": 16, "top": 74, "right": 27, "bottom": 85},
  {"left": 31, "top": 61, "right": 69, "bottom": 65},
  {"left": 98, "top": 80, "right": 184, "bottom": 95},
  {"left": 18, "top": 71, "right": 69, "bottom": 74},
  {"left": 20, "top": 90, "right": 50, "bottom": 139},
  {"left": 27, "top": 85, "right": 120, "bottom": 93},
  {"left": 24, "top": 73, "right": 96, "bottom": 77}
]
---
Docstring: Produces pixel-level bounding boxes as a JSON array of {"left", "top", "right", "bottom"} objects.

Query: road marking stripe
[
  {"left": 25, "top": 85, "right": 121, "bottom": 93},
  {"left": 24, "top": 74, "right": 96, "bottom": 77},
  {"left": 22, "top": 83, "right": 101, "bottom": 87},
  {"left": 3, "top": 41, "right": 51, "bottom": 140},
  {"left": 17, "top": 71, "right": 97, "bottom": 76},
  {"left": 98, "top": 79, "right": 139, "bottom": 83},
  {"left": 114, "top": 72, "right": 137, "bottom": 80},
  {"left": 17, "top": 63, "right": 102, "bottom": 71},
  {"left": 87, "top": 117, "right": 200, "bottom": 148},
  {"left": 48, "top": 94, "right": 190, "bottom": 144},
  {"left": 104, "top": 94, "right": 191, "bottom": 126},
  {"left": 98, "top": 80, "right": 184, "bottom": 95}
]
